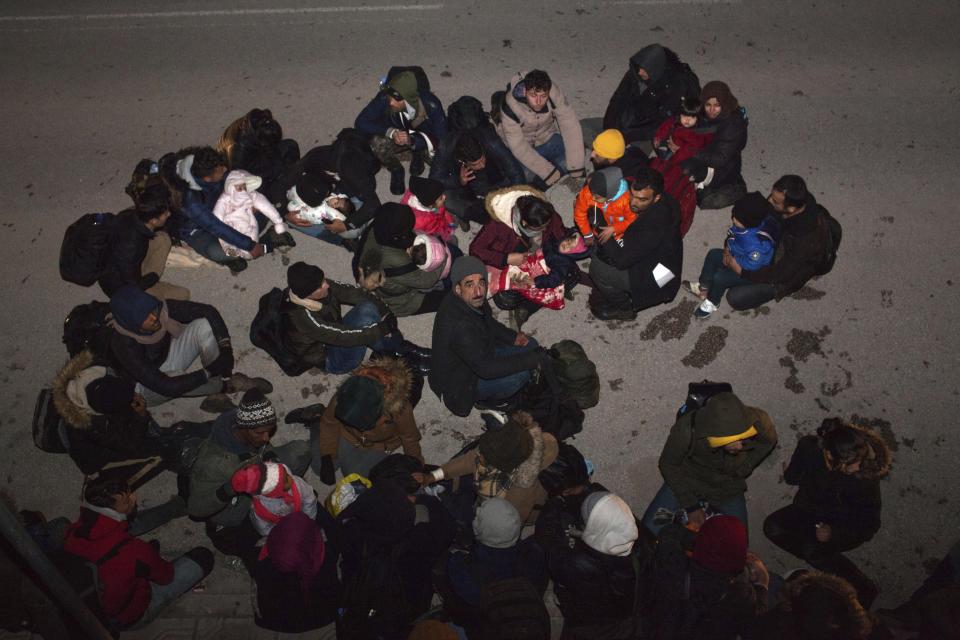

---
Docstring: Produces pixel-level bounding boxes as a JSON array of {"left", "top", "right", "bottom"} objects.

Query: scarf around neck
[
  {"left": 512, "top": 205, "right": 544, "bottom": 253},
  {"left": 109, "top": 300, "right": 184, "bottom": 345}
]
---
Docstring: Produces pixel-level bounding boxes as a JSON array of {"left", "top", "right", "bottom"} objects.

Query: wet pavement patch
[
  {"left": 779, "top": 356, "right": 805, "bottom": 393},
  {"left": 608, "top": 378, "right": 623, "bottom": 391},
  {"left": 786, "top": 326, "right": 831, "bottom": 362},
  {"left": 640, "top": 299, "right": 697, "bottom": 341},
  {"left": 681, "top": 327, "right": 729, "bottom": 368},
  {"left": 820, "top": 367, "right": 853, "bottom": 396}
]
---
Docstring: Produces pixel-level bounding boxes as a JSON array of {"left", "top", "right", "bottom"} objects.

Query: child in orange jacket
[{"left": 573, "top": 167, "right": 635, "bottom": 245}]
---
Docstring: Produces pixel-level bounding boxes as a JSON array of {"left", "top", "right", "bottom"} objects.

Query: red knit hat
[{"left": 691, "top": 515, "right": 748, "bottom": 575}]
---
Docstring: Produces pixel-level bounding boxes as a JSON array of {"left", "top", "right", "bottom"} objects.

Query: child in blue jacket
[{"left": 685, "top": 192, "right": 779, "bottom": 318}]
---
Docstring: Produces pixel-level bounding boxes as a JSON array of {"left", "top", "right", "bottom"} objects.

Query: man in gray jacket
[{"left": 188, "top": 390, "right": 312, "bottom": 568}]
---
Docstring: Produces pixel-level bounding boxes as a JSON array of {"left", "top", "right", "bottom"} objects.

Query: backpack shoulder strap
[{"left": 95, "top": 537, "right": 135, "bottom": 566}]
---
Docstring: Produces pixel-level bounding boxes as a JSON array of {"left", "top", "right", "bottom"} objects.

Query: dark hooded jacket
[
  {"left": 429, "top": 291, "right": 542, "bottom": 416},
  {"left": 429, "top": 126, "right": 525, "bottom": 197},
  {"left": 693, "top": 108, "right": 748, "bottom": 192},
  {"left": 220, "top": 109, "right": 300, "bottom": 197},
  {"left": 354, "top": 83, "right": 448, "bottom": 153},
  {"left": 108, "top": 290, "right": 231, "bottom": 399},
  {"left": 658, "top": 393, "right": 778, "bottom": 508},
  {"left": 596, "top": 193, "right": 683, "bottom": 308},
  {"left": 782, "top": 428, "right": 891, "bottom": 544},
  {"left": 52, "top": 350, "right": 162, "bottom": 475},
  {"left": 98, "top": 209, "right": 158, "bottom": 297},
  {"left": 646, "top": 523, "right": 768, "bottom": 640},
  {"left": 338, "top": 483, "right": 456, "bottom": 631},
  {"left": 742, "top": 195, "right": 832, "bottom": 298},
  {"left": 534, "top": 489, "right": 645, "bottom": 626},
  {"left": 603, "top": 45, "right": 701, "bottom": 142},
  {"left": 278, "top": 128, "right": 382, "bottom": 228}
]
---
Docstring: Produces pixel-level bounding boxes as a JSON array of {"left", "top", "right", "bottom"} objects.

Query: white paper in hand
[{"left": 653, "top": 263, "right": 675, "bottom": 288}]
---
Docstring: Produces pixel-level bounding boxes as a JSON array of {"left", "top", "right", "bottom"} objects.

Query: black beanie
[
  {"left": 287, "top": 262, "right": 325, "bottom": 298},
  {"left": 373, "top": 203, "right": 416, "bottom": 249},
  {"left": 294, "top": 173, "right": 332, "bottom": 208},
  {"left": 479, "top": 419, "right": 534, "bottom": 473},
  {"left": 85, "top": 376, "right": 136, "bottom": 415},
  {"left": 409, "top": 177, "right": 444, "bottom": 206},
  {"left": 731, "top": 192, "right": 772, "bottom": 228}
]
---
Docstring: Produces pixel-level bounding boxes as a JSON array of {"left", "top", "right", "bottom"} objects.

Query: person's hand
[
  {"left": 511, "top": 272, "right": 533, "bottom": 289},
  {"left": 597, "top": 226, "right": 616, "bottom": 244},
  {"left": 130, "top": 394, "right": 148, "bottom": 417},
  {"left": 323, "top": 219, "right": 348, "bottom": 234},
  {"left": 745, "top": 552, "right": 770, "bottom": 588},
  {"left": 393, "top": 130, "right": 411, "bottom": 146},
  {"left": 205, "top": 348, "right": 234, "bottom": 379},
  {"left": 666, "top": 137, "right": 680, "bottom": 153},
  {"left": 286, "top": 211, "right": 312, "bottom": 227},
  {"left": 412, "top": 472, "right": 433, "bottom": 487},
  {"left": 687, "top": 508, "right": 706, "bottom": 529},
  {"left": 506, "top": 252, "right": 526, "bottom": 266},
  {"left": 514, "top": 331, "right": 530, "bottom": 347},
  {"left": 319, "top": 456, "right": 336, "bottom": 486},
  {"left": 722, "top": 248, "right": 742, "bottom": 275},
  {"left": 249, "top": 243, "right": 266, "bottom": 259},
  {"left": 815, "top": 523, "right": 832, "bottom": 543},
  {"left": 459, "top": 164, "right": 476, "bottom": 186}
]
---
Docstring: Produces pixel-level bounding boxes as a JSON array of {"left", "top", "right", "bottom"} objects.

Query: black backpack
[
  {"left": 337, "top": 541, "right": 411, "bottom": 640},
  {"left": 446, "top": 95, "right": 489, "bottom": 133},
  {"left": 478, "top": 577, "right": 551, "bottom": 640},
  {"left": 59, "top": 212, "right": 116, "bottom": 286},
  {"left": 249, "top": 288, "right": 311, "bottom": 377},
  {"left": 814, "top": 207, "right": 842, "bottom": 276},
  {"left": 63, "top": 301, "right": 113, "bottom": 359},
  {"left": 32, "top": 388, "right": 69, "bottom": 454}
]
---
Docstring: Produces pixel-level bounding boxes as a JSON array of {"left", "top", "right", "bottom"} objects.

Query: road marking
[
  {"left": 0, "top": 4, "right": 444, "bottom": 22},
  {"left": 610, "top": 0, "right": 740, "bottom": 4}
]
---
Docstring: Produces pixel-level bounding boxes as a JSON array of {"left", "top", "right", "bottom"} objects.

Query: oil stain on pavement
[
  {"left": 681, "top": 327, "right": 729, "bottom": 368},
  {"left": 640, "top": 299, "right": 697, "bottom": 341}
]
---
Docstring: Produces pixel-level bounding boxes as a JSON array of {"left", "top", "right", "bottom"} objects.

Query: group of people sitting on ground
[{"left": 9, "top": 45, "right": 941, "bottom": 640}]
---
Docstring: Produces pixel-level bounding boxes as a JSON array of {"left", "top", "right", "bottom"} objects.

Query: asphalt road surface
[{"left": 1, "top": 0, "right": 959, "bottom": 634}]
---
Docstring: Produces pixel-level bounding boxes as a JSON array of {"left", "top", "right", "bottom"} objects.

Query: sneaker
[
  {"left": 683, "top": 280, "right": 706, "bottom": 299},
  {"left": 272, "top": 231, "right": 297, "bottom": 249},
  {"left": 694, "top": 300, "right": 718, "bottom": 319},
  {"left": 409, "top": 154, "right": 425, "bottom": 177},
  {"left": 284, "top": 403, "right": 327, "bottom": 425},
  {"left": 200, "top": 393, "right": 236, "bottom": 414},
  {"left": 223, "top": 373, "right": 274, "bottom": 395},
  {"left": 389, "top": 167, "right": 406, "bottom": 195},
  {"left": 225, "top": 258, "right": 247, "bottom": 274}
]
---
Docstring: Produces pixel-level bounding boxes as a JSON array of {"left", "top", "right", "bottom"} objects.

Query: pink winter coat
[
  {"left": 213, "top": 169, "right": 287, "bottom": 259},
  {"left": 401, "top": 190, "right": 456, "bottom": 242}
]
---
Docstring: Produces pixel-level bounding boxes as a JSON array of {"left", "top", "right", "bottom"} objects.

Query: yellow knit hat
[
  {"left": 707, "top": 425, "right": 758, "bottom": 448},
  {"left": 592, "top": 129, "right": 626, "bottom": 160}
]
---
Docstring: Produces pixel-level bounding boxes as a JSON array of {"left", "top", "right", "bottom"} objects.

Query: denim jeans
[
  {"left": 475, "top": 340, "right": 539, "bottom": 401},
  {"left": 698, "top": 248, "right": 754, "bottom": 306},
  {"left": 523, "top": 133, "right": 567, "bottom": 186},
  {"left": 138, "top": 319, "right": 225, "bottom": 406},
  {"left": 640, "top": 482, "right": 748, "bottom": 538},
  {"left": 725, "top": 283, "right": 778, "bottom": 311},
  {"left": 324, "top": 301, "right": 404, "bottom": 374},
  {"left": 289, "top": 197, "right": 367, "bottom": 247},
  {"left": 127, "top": 555, "right": 206, "bottom": 628},
  {"left": 184, "top": 229, "right": 231, "bottom": 264}
]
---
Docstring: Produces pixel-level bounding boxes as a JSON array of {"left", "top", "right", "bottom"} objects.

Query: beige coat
[{"left": 496, "top": 71, "right": 585, "bottom": 183}]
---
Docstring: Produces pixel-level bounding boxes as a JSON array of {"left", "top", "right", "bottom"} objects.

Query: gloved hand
[
  {"left": 680, "top": 158, "right": 708, "bottom": 183},
  {"left": 319, "top": 455, "right": 336, "bottom": 486},
  {"left": 205, "top": 347, "right": 234, "bottom": 379},
  {"left": 379, "top": 311, "right": 399, "bottom": 337},
  {"left": 215, "top": 481, "right": 236, "bottom": 503}
]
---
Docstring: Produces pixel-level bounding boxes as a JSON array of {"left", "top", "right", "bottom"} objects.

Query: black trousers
[{"left": 763, "top": 504, "right": 879, "bottom": 608}]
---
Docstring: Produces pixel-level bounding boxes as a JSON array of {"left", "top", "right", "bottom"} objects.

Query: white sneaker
[{"left": 694, "top": 300, "right": 718, "bottom": 319}]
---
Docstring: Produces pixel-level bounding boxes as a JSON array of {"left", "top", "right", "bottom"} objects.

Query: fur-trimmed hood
[
  {"left": 52, "top": 350, "right": 107, "bottom": 430},
  {"left": 352, "top": 356, "right": 413, "bottom": 416},
  {"left": 504, "top": 411, "right": 545, "bottom": 490},
  {"left": 483, "top": 185, "right": 549, "bottom": 231},
  {"left": 779, "top": 571, "right": 872, "bottom": 638},
  {"left": 842, "top": 423, "right": 893, "bottom": 481}
]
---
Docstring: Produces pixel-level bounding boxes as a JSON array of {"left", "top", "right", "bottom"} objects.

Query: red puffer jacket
[{"left": 64, "top": 507, "right": 174, "bottom": 626}]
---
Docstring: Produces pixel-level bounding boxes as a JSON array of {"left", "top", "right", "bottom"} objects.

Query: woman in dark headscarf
[
  {"left": 681, "top": 81, "right": 750, "bottom": 210},
  {"left": 250, "top": 511, "right": 342, "bottom": 632}
]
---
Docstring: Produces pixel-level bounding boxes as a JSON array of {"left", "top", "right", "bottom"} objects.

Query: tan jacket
[
  {"left": 316, "top": 358, "right": 423, "bottom": 461},
  {"left": 441, "top": 424, "right": 559, "bottom": 524},
  {"left": 496, "top": 72, "right": 585, "bottom": 183}
]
